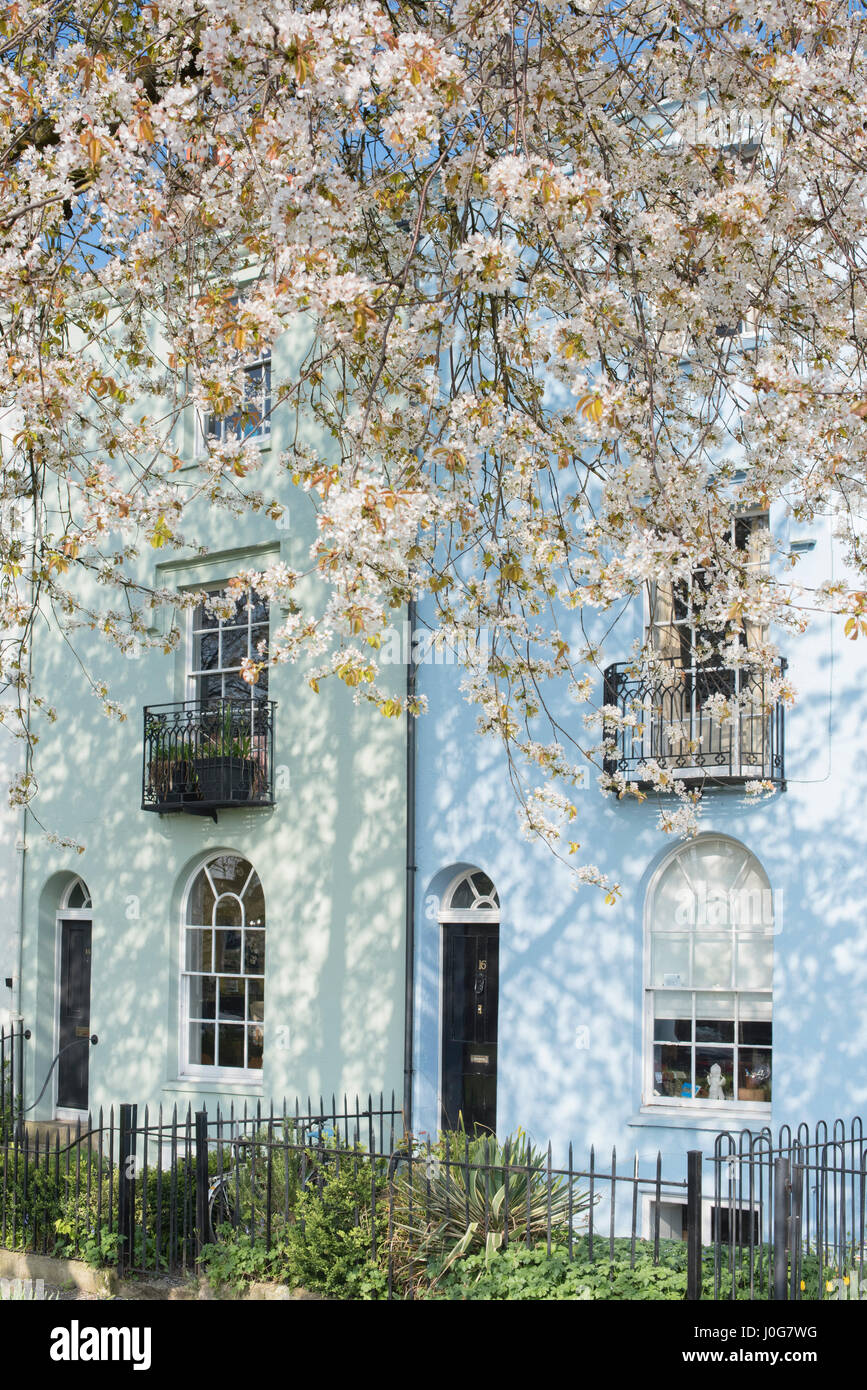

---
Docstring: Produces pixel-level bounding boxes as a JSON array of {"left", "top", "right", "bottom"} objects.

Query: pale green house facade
[{"left": 9, "top": 324, "right": 408, "bottom": 1123}]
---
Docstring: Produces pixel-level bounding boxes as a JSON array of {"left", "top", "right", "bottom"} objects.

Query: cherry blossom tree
[{"left": 2, "top": 0, "right": 866, "bottom": 879}]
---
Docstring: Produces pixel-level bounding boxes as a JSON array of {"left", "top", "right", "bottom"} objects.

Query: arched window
[
  {"left": 438, "top": 869, "right": 500, "bottom": 922},
  {"left": 182, "top": 854, "right": 265, "bottom": 1077},
  {"left": 61, "top": 877, "right": 92, "bottom": 911},
  {"left": 645, "top": 837, "right": 773, "bottom": 1108}
]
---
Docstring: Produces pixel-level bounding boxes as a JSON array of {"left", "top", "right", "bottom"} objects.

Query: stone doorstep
[
  {"left": 20, "top": 1121, "right": 96, "bottom": 1151},
  {"left": 0, "top": 1249, "right": 323, "bottom": 1301}
]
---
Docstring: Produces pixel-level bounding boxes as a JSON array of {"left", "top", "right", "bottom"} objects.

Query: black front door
[
  {"left": 441, "top": 922, "right": 499, "bottom": 1135},
  {"left": 57, "top": 921, "right": 92, "bottom": 1111}
]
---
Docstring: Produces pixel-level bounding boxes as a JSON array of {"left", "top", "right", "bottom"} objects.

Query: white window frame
[
  {"left": 642, "top": 836, "right": 773, "bottom": 1117},
  {"left": 186, "top": 583, "right": 270, "bottom": 710},
  {"left": 179, "top": 854, "right": 265, "bottom": 1082}
]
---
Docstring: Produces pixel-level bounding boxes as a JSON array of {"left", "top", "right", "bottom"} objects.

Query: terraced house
[
  {"left": 1, "top": 318, "right": 409, "bottom": 1126},
  {"left": 2, "top": 329, "right": 866, "bottom": 1256}
]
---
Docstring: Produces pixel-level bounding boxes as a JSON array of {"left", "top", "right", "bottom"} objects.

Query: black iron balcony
[
  {"left": 602, "top": 658, "right": 786, "bottom": 788},
  {"left": 142, "top": 699, "right": 276, "bottom": 817}
]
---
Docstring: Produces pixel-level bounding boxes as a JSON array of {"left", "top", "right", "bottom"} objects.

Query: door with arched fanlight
[
  {"left": 56, "top": 876, "right": 93, "bottom": 1116},
  {"left": 439, "top": 869, "right": 500, "bottom": 1134}
]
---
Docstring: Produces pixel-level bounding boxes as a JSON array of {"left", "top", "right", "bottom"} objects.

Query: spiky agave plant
[{"left": 393, "top": 1128, "right": 598, "bottom": 1282}]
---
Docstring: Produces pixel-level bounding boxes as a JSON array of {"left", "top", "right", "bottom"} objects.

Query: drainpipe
[
  {"left": 402, "top": 598, "right": 416, "bottom": 1132},
  {"left": 12, "top": 806, "right": 26, "bottom": 1025}
]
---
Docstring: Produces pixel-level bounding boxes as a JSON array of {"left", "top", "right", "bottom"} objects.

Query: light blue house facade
[
  {"left": 408, "top": 499, "right": 865, "bottom": 1217},
  {"left": 7, "top": 322, "right": 409, "bottom": 1126}
]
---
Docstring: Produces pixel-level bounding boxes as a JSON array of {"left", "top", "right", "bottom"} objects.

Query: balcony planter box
[
  {"left": 147, "top": 757, "right": 197, "bottom": 805},
  {"left": 191, "top": 756, "right": 258, "bottom": 804}
]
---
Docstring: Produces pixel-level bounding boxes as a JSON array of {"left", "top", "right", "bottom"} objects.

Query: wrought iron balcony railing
[
  {"left": 142, "top": 699, "right": 276, "bottom": 816},
  {"left": 602, "top": 658, "right": 786, "bottom": 787}
]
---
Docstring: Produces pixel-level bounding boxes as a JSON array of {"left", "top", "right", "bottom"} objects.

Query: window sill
[
  {"left": 168, "top": 1077, "right": 264, "bottom": 1093},
  {"left": 629, "top": 1104, "right": 771, "bottom": 1132}
]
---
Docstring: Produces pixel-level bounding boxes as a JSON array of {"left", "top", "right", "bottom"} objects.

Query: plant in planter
[
  {"left": 146, "top": 731, "right": 199, "bottom": 804},
  {"left": 192, "top": 706, "right": 262, "bottom": 804}
]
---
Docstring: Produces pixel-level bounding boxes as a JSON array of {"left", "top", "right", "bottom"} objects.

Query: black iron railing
[
  {"left": 142, "top": 699, "right": 276, "bottom": 815},
  {"left": 1, "top": 1078, "right": 864, "bottom": 1299},
  {"left": 602, "top": 657, "right": 786, "bottom": 787}
]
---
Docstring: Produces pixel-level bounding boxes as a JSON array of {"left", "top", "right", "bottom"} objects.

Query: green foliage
[
  {"left": 392, "top": 1128, "right": 596, "bottom": 1281},
  {"left": 0, "top": 1152, "right": 64, "bottom": 1251},
  {"left": 53, "top": 1157, "right": 197, "bottom": 1269},
  {"left": 201, "top": 1150, "right": 390, "bottom": 1300}
]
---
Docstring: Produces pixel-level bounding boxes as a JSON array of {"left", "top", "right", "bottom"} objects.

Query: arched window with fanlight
[
  {"left": 645, "top": 836, "right": 773, "bottom": 1109},
  {"left": 182, "top": 854, "right": 265, "bottom": 1077}
]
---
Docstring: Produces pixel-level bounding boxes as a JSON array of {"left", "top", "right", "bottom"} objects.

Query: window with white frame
[
  {"left": 648, "top": 511, "right": 770, "bottom": 670},
  {"left": 205, "top": 354, "right": 271, "bottom": 444},
  {"left": 645, "top": 837, "right": 773, "bottom": 1107},
  {"left": 189, "top": 586, "right": 269, "bottom": 708},
  {"left": 182, "top": 854, "right": 265, "bottom": 1076}
]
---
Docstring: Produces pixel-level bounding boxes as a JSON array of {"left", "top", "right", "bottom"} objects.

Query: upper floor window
[
  {"left": 645, "top": 836, "right": 772, "bottom": 1109},
  {"left": 182, "top": 854, "right": 265, "bottom": 1077},
  {"left": 189, "top": 586, "right": 269, "bottom": 709},
  {"left": 205, "top": 355, "right": 271, "bottom": 444},
  {"left": 648, "top": 511, "right": 769, "bottom": 671}
]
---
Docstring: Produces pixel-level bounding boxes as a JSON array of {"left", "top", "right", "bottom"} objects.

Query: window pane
[
  {"left": 248, "top": 590, "right": 268, "bottom": 625},
  {"left": 694, "top": 991, "right": 735, "bottom": 1019},
  {"left": 194, "top": 601, "right": 219, "bottom": 631},
  {"left": 214, "top": 929, "right": 241, "bottom": 974},
  {"left": 696, "top": 1018, "right": 734, "bottom": 1044},
  {"left": 693, "top": 938, "right": 732, "bottom": 989},
  {"left": 736, "top": 936, "right": 773, "bottom": 989},
  {"left": 189, "top": 1022, "right": 214, "bottom": 1067},
  {"left": 695, "top": 1047, "right": 734, "bottom": 1102},
  {"left": 196, "top": 674, "right": 224, "bottom": 704},
  {"left": 739, "top": 1021, "right": 772, "bottom": 1046},
  {"left": 248, "top": 1026, "right": 264, "bottom": 1070},
  {"left": 654, "top": 1016, "right": 691, "bottom": 1043},
  {"left": 738, "top": 1049, "right": 772, "bottom": 1102},
  {"left": 738, "top": 993, "right": 772, "bottom": 1022},
  {"left": 215, "top": 895, "right": 243, "bottom": 927},
  {"left": 450, "top": 877, "right": 474, "bottom": 909},
  {"left": 189, "top": 976, "right": 216, "bottom": 1020},
  {"left": 651, "top": 935, "right": 690, "bottom": 988},
  {"left": 187, "top": 874, "right": 215, "bottom": 926},
  {"left": 185, "top": 929, "right": 212, "bottom": 972},
  {"left": 653, "top": 1044, "right": 693, "bottom": 1099},
  {"left": 652, "top": 989, "right": 692, "bottom": 1018},
  {"left": 245, "top": 931, "right": 265, "bottom": 974},
  {"left": 220, "top": 628, "right": 248, "bottom": 669},
  {"left": 217, "top": 1025, "right": 245, "bottom": 1069},
  {"left": 649, "top": 870, "right": 691, "bottom": 929},
  {"left": 248, "top": 977, "right": 264, "bottom": 1022},
  {"left": 193, "top": 630, "right": 220, "bottom": 673},
  {"left": 209, "top": 856, "right": 252, "bottom": 895},
  {"left": 218, "top": 978, "right": 245, "bottom": 1020},
  {"left": 244, "top": 876, "right": 265, "bottom": 928}
]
